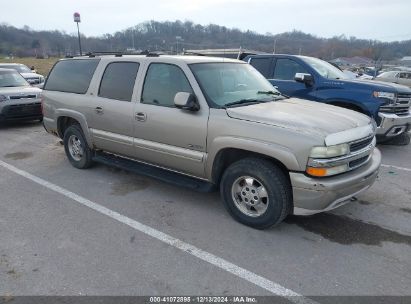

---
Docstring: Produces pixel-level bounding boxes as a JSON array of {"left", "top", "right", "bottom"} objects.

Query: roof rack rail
[{"left": 83, "top": 51, "right": 160, "bottom": 58}]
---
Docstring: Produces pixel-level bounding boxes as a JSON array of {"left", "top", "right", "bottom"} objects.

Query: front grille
[
  {"left": 397, "top": 93, "right": 411, "bottom": 100},
  {"left": 26, "top": 77, "right": 41, "bottom": 84},
  {"left": 2, "top": 102, "right": 42, "bottom": 119},
  {"left": 350, "top": 136, "right": 373, "bottom": 153},
  {"left": 380, "top": 92, "right": 411, "bottom": 115},
  {"left": 349, "top": 156, "right": 369, "bottom": 168},
  {"left": 9, "top": 94, "right": 37, "bottom": 100},
  {"left": 379, "top": 106, "right": 409, "bottom": 115}
]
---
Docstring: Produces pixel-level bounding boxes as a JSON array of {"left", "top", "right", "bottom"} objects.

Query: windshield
[
  {"left": 1, "top": 64, "right": 31, "bottom": 73},
  {"left": 190, "top": 62, "right": 282, "bottom": 108},
  {"left": 302, "top": 57, "right": 347, "bottom": 80},
  {"left": 377, "top": 71, "right": 397, "bottom": 78},
  {"left": 0, "top": 70, "right": 29, "bottom": 87}
]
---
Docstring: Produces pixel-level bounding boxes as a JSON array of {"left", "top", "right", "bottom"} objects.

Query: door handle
[
  {"left": 135, "top": 112, "right": 147, "bottom": 122},
  {"left": 95, "top": 106, "right": 104, "bottom": 114}
]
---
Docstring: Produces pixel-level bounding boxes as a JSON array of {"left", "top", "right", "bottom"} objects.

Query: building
[{"left": 399, "top": 56, "right": 411, "bottom": 67}]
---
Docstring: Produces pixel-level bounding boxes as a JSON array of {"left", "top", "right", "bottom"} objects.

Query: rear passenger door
[
  {"left": 87, "top": 61, "right": 139, "bottom": 157},
  {"left": 132, "top": 62, "right": 208, "bottom": 178},
  {"left": 270, "top": 58, "right": 312, "bottom": 97}
]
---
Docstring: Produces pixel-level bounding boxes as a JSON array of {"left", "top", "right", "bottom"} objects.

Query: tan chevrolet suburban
[{"left": 42, "top": 53, "right": 381, "bottom": 229}]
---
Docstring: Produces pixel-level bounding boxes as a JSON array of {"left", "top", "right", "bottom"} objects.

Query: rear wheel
[
  {"left": 220, "top": 158, "right": 292, "bottom": 229},
  {"left": 63, "top": 124, "right": 94, "bottom": 169}
]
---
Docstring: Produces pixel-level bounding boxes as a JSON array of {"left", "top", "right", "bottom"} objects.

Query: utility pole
[
  {"left": 73, "top": 12, "right": 82, "bottom": 55},
  {"left": 131, "top": 28, "right": 135, "bottom": 50},
  {"left": 273, "top": 38, "right": 277, "bottom": 54}
]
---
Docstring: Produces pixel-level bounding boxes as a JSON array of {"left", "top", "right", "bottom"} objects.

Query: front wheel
[
  {"left": 220, "top": 158, "right": 292, "bottom": 229},
  {"left": 63, "top": 124, "right": 94, "bottom": 169}
]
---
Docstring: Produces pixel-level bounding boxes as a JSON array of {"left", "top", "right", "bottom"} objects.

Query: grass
[{"left": 0, "top": 57, "right": 60, "bottom": 76}]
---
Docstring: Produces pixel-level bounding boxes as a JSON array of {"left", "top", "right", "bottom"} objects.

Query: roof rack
[{"left": 83, "top": 51, "right": 160, "bottom": 58}]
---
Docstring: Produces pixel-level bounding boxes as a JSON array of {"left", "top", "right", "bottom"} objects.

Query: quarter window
[
  {"left": 44, "top": 59, "right": 99, "bottom": 94},
  {"left": 99, "top": 62, "right": 139, "bottom": 101},
  {"left": 142, "top": 63, "right": 193, "bottom": 107},
  {"left": 273, "top": 59, "right": 308, "bottom": 80}
]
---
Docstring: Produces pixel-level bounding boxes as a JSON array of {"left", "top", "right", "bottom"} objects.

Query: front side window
[
  {"left": 273, "top": 59, "right": 308, "bottom": 80},
  {"left": 99, "top": 62, "right": 139, "bottom": 101},
  {"left": 190, "top": 62, "right": 282, "bottom": 108},
  {"left": 44, "top": 59, "right": 100, "bottom": 94},
  {"left": 141, "top": 63, "right": 193, "bottom": 107}
]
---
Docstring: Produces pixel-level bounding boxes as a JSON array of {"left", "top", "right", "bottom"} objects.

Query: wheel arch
[{"left": 56, "top": 110, "right": 93, "bottom": 147}]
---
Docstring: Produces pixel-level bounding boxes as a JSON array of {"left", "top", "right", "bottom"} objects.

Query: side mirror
[
  {"left": 294, "top": 73, "right": 314, "bottom": 86},
  {"left": 174, "top": 92, "right": 200, "bottom": 112}
]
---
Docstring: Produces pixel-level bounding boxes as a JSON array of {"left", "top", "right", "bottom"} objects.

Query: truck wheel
[
  {"left": 63, "top": 124, "right": 94, "bottom": 169},
  {"left": 379, "top": 133, "right": 410, "bottom": 146},
  {"left": 220, "top": 158, "right": 292, "bottom": 229}
]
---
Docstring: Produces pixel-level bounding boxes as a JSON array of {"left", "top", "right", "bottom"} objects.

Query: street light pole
[{"left": 73, "top": 12, "right": 82, "bottom": 56}]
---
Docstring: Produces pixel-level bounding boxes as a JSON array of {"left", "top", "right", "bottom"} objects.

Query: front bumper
[
  {"left": 291, "top": 148, "right": 381, "bottom": 215},
  {"left": 0, "top": 100, "right": 42, "bottom": 122},
  {"left": 376, "top": 112, "right": 411, "bottom": 137}
]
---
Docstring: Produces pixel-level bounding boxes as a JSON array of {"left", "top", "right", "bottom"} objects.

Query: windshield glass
[
  {"left": 301, "top": 57, "right": 347, "bottom": 80},
  {"left": 190, "top": 62, "right": 282, "bottom": 108},
  {"left": 377, "top": 71, "right": 396, "bottom": 78},
  {"left": 0, "top": 70, "right": 29, "bottom": 87},
  {"left": 1, "top": 64, "right": 31, "bottom": 73}
]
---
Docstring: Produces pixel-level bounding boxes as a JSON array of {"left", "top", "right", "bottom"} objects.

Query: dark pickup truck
[{"left": 244, "top": 54, "right": 411, "bottom": 141}]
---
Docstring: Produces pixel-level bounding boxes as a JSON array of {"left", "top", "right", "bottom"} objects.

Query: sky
[{"left": 2, "top": 0, "right": 411, "bottom": 41}]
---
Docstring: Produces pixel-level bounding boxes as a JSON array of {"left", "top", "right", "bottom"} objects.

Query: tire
[
  {"left": 220, "top": 157, "right": 292, "bottom": 229},
  {"left": 378, "top": 132, "right": 410, "bottom": 146},
  {"left": 63, "top": 124, "right": 94, "bottom": 169}
]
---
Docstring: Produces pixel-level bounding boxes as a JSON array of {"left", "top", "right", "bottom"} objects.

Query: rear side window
[
  {"left": 45, "top": 59, "right": 99, "bottom": 94},
  {"left": 98, "top": 62, "right": 139, "bottom": 101},
  {"left": 249, "top": 57, "right": 273, "bottom": 78}
]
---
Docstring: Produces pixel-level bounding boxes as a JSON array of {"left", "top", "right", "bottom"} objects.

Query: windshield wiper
[
  {"left": 257, "top": 90, "right": 281, "bottom": 96},
  {"left": 222, "top": 99, "right": 268, "bottom": 109},
  {"left": 258, "top": 90, "right": 289, "bottom": 99}
]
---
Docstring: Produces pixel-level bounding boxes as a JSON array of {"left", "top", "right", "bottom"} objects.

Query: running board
[{"left": 93, "top": 152, "right": 216, "bottom": 193}]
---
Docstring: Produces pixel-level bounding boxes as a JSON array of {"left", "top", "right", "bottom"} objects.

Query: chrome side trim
[
  {"left": 134, "top": 137, "right": 204, "bottom": 163},
  {"left": 101, "top": 151, "right": 209, "bottom": 181},
  {"left": 90, "top": 129, "right": 134, "bottom": 146}
]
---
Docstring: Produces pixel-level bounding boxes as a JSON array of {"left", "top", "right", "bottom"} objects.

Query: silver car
[
  {"left": 376, "top": 71, "right": 411, "bottom": 88},
  {"left": 0, "top": 63, "right": 45, "bottom": 88},
  {"left": 0, "top": 68, "right": 42, "bottom": 123}
]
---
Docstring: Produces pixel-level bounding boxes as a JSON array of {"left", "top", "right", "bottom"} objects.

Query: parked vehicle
[
  {"left": 376, "top": 71, "right": 411, "bottom": 88},
  {"left": 42, "top": 54, "right": 380, "bottom": 229},
  {"left": 0, "top": 68, "right": 43, "bottom": 122},
  {"left": 0, "top": 63, "right": 45, "bottom": 88},
  {"left": 244, "top": 54, "right": 411, "bottom": 141}
]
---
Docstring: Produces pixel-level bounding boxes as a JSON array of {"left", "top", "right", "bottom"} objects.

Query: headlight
[
  {"left": 373, "top": 91, "right": 395, "bottom": 101},
  {"left": 0, "top": 95, "right": 8, "bottom": 102},
  {"left": 307, "top": 143, "right": 350, "bottom": 177},
  {"left": 309, "top": 143, "right": 349, "bottom": 158}
]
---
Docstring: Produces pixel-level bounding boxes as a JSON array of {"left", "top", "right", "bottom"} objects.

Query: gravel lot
[{"left": 0, "top": 121, "right": 410, "bottom": 301}]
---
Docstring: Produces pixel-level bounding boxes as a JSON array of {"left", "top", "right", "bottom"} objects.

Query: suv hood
[
  {"left": 226, "top": 98, "right": 372, "bottom": 140},
  {"left": 21, "top": 72, "right": 44, "bottom": 78}
]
